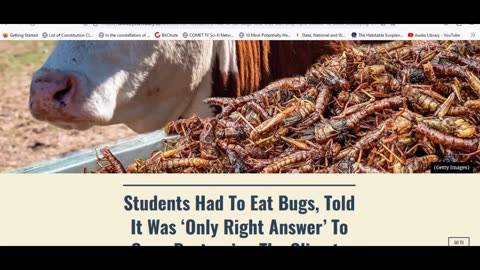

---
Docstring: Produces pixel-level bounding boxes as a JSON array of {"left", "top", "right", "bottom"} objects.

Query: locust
[{"left": 88, "top": 40, "right": 480, "bottom": 174}]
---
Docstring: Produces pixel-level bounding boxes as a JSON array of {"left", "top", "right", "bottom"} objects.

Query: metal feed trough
[{"left": 10, "top": 130, "right": 177, "bottom": 173}]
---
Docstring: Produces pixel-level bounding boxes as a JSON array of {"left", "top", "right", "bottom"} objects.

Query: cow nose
[{"left": 30, "top": 70, "right": 76, "bottom": 108}]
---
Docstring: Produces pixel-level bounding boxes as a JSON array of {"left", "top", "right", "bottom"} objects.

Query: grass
[{"left": 0, "top": 41, "right": 57, "bottom": 73}]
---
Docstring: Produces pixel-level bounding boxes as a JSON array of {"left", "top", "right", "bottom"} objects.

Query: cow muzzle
[{"left": 29, "top": 69, "right": 80, "bottom": 123}]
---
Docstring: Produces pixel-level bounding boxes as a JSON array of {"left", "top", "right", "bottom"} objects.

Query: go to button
[{"left": 448, "top": 237, "right": 470, "bottom": 246}]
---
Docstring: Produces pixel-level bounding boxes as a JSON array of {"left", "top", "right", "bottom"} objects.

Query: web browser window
[
  {"left": 1, "top": 24, "right": 478, "bottom": 174},
  {"left": 1, "top": 24, "right": 479, "bottom": 246}
]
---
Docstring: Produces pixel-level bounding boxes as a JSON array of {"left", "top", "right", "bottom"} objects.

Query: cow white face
[
  {"left": 30, "top": 41, "right": 161, "bottom": 130},
  {"left": 29, "top": 40, "right": 218, "bottom": 133}
]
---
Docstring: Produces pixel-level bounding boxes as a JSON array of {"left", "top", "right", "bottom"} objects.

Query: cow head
[{"left": 29, "top": 40, "right": 219, "bottom": 133}]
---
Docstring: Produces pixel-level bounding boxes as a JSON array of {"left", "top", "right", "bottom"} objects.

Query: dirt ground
[{"left": 0, "top": 41, "right": 136, "bottom": 172}]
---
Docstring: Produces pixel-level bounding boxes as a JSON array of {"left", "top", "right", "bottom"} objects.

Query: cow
[{"left": 29, "top": 40, "right": 350, "bottom": 133}]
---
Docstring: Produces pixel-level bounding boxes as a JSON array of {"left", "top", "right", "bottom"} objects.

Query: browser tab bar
[{"left": 1, "top": 24, "right": 479, "bottom": 40}]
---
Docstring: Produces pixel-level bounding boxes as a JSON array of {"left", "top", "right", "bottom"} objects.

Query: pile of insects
[{"left": 89, "top": 40, "right": 480, "bottom": 173}]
